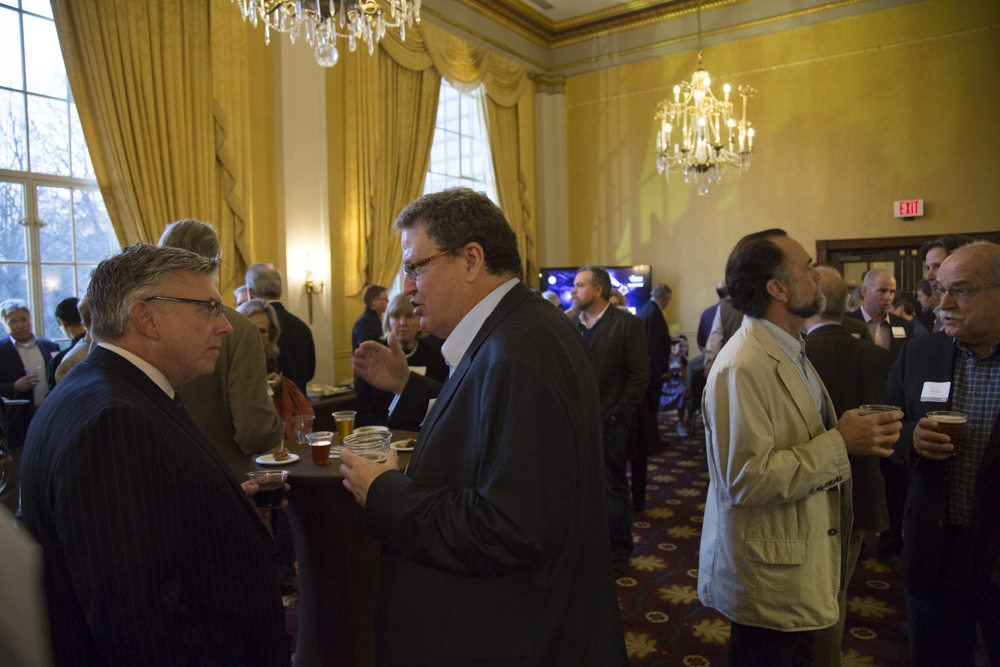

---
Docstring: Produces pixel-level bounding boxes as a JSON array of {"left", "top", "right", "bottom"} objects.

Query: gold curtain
[
  {"left": 51, "top": 0, "right": 253, "bottom": 293},
  {"left": 344, "top": 20, "right": 536, "bottom": 294},
  {"left": 343, "top": 47, "right": 440, "bottom": 294}
]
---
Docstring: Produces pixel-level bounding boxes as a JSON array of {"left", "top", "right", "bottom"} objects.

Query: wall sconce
[{"left": 304, "top": 255, "right": 324, "bottom": 325}]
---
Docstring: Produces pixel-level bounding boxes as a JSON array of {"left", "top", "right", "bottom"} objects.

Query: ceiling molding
[{"left": 451, "top": 0, "right": 754, "bottom": 49}]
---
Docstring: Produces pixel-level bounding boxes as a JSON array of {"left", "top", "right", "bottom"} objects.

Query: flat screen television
[{"left": 539, "top": 265, "right": 652, "bottom": 314}]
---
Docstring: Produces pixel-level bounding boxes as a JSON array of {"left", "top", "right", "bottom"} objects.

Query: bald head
[
  {"left": 943, "top": 241, "right": 1000, "bottom": 287},
  {"left": 861, "top": 268, "right": 897, "bottom": 319},
  {"left": 815, "top": 266, "right": 848, "bottom": 320},
  {"left": 935, "top": 241, "right": 1000, "bottom": 356}
]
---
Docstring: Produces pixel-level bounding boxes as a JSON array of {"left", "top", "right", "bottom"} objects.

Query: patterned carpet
[{"left": 619, "top": 411, "right": 911, "bottom": 666}]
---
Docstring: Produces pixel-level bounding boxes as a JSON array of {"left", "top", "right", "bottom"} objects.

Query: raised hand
[{"left": 352, "top": 333, "right": 411, "bottom": 395}]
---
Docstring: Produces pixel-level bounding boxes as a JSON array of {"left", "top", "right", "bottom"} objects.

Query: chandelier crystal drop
[
  {"left": 654, "top": 1, "right": 756, "bottom": 191},
  {"left": 231, "top": 0, "right": 421, "bottom": 67}
]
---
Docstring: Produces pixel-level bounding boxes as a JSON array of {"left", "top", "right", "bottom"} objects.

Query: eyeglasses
[
  {"left": 402, "top": 247, "right": 459, "bottom": 281},
  {"left": 930, "top": 283, "right": 999, "bottom": 302},
  {"left": 145, "top": 296, "right": 225, "bottom": 318}
]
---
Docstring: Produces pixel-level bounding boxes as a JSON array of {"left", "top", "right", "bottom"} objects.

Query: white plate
[
  {"left": 329, "top": 446, "right": 343, "bottom": 459},
  {"left": 255, "top": 453, "right": 300, "bottom": 465},
  {"left": 1, "top": 398, "right": 30, "bottom": 405},
  {"left": 324, "top": 386, "right": 351, "bottom": 396},
  {"left": 390, "top": 441, "right": 414, "bottom": 452},
  {"left": 353, "top": 425, "right": 389, "bottom": 433}
]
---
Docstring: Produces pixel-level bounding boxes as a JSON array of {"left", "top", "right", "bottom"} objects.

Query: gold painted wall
[
  {"left": 326, "top": 63, "right": 361, "bottom": 381},
  {"left": 564, "top": 0, "right": 1000, "bottom": 335}
]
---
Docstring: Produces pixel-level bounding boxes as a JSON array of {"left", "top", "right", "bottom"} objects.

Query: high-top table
[{"left": 256, "top": 431, "right": 415, "bottom": 667}]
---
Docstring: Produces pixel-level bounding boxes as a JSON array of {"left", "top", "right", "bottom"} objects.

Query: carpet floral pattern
[{"left": 619, "top": 412, "right": 910, "bottom": 666}]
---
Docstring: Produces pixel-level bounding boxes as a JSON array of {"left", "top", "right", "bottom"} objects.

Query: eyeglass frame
[
  {"left": 401, "top": 246, "right": 462, "bottom": 281},
  {"left": 145, "top": 296, "right": 225, "bottom": 318},
  {"left": 929, "top": 282, "right": 1000, "bottom": 302}
]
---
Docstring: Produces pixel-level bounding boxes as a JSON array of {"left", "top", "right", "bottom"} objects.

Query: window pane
[
  {"left": 0, "top": 181, "right": 26, "bottom": 262},
  {"left": 76, "top": 264, "right": 97, "bottom": 295},
  {"left": 28, "top": 94, "right": 70, "bottom": 175},
  {"left": 0, "top": 0, "right": 18, "bottom": 9},
  {"left": 73, "top": 189, "right": 114, "bottom": 263},
  {"left": 0, "top": 89, "right": 27, "bottom": 170},
  {"left": 0, "top": 7, "right": 23, "bottom": 90},
  {"left": 37, "top": 185, "right": 73, "bottom": 262},
  {"left": 441, "top": 87, "right": 459, "bottom": 132},
  {"left": 461, "top": 135, "right": 472, "bottom": 177},
  {"left": 41, "top": 263, "right": 74, "bottom": 340},
  {"left": 69, "top": 104, "right": 94, "bottom": 179},
  {"left": 23, "top": 14, "right": 65, "bottom": 98},
  {"left": 460, "top": 94, "right": 474, "bottom": 135},
  {"left": 444, "top": 132, "right": 459, "bottom": 177},
  {"left": 0, "top": 263, "right": 28, "bottom": 307},
  {"left": 22, "top": 0, "right": 53, "bottom": 18}
]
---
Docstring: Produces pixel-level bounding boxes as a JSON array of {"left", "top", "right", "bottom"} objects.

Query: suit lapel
[
  {"left": 407, "top": 284, "right": 531, "bottom": 473},
  {"left": 751, "top": 320, "right": 827, "bottom": 438}
]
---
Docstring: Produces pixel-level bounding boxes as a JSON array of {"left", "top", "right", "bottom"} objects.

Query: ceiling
[{"left": 419, "top": 0, "right": 928, "bottom": 77}]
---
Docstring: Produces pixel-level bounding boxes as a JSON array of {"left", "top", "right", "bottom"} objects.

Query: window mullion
[{"left": 26, "top": 179, "right": 45, "bottom": 335}]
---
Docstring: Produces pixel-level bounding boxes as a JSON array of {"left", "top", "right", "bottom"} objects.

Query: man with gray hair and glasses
[
  {"left": 883, "top": 241, "right": 1000, "bottom": 667},
  {"left": 20, "top": 244, "right": 289, "bottom": 666}
]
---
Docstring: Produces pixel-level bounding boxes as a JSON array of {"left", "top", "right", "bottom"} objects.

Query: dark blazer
[
  {"left": 572, "top": 305, "right": 651, "bottom": 427},
  {"left": 20, "top": 346, "right": 289, "bottom": 666},
  {"left": 271, "top": 300, "right": 316, "bottom": 394},
  {"left": 365, "top": 283, "right": 628, "bottom": 666},
  {"left": 697, "top": 302, "right": 720, "bottom": 351},
  {"left": 840, "top": 315, "right": 874, "bottom": 343},
  {"left": 883, "top": 332, "right": 1000, "bottom": 598},
  {"left": 0, "top": 336, "right": 60, "bottom": 449},
  {"left": 805, "top": 323, "right": 896, "bottom": 532},
  {"left": 846, "top": 308, "right": 915, "bottom": 357},
  {"left": 351, "top": 308, "right": 383, "bottom": 351},
  {"left": 637, "top": 299, "right": 670, "bottom": 385},
  {"left": 47, "top": 332, "right": 84, "bottom": 387}
]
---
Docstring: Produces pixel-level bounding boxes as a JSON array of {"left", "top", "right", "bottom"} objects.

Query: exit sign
[{"left": 894, "top": 199, "right": 924, "bottom": 218}]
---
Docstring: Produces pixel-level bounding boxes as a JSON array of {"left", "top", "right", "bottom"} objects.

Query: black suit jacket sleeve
[
  {"left": 388, "top": 372, "right": 443, "bottom": 430},
  {"left": 51, "top": 405, "right": 211, "bottom": 663},
  {"left": 366, "top": 355, "right": 578, "bottom": 576}
]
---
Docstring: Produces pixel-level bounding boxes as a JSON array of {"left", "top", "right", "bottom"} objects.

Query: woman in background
[
  {"left": 354, "top": 294, "right": 449, "bottom": 428},
  {"left": 237, "top": 299, "right": 314, "bottom": 438}
]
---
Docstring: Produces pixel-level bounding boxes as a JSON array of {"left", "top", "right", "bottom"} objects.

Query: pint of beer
[{"left": 926, "top": 411, "right": 967, "bottom": 454}]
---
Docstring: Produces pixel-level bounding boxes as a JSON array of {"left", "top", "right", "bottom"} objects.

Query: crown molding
[{"left": 451, "top": 0, "right": 752, "bottom": 49}]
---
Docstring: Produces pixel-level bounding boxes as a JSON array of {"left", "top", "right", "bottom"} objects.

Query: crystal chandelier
[
  {"left": 654, "top": 1, "right": 755, "bottom": 194},
  {"left": 231, "top": 0, "right": 421, "bottom": 67}
]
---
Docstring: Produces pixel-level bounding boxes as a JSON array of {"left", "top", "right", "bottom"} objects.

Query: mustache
[{"left": 937, "top": 309, "right": 965, "bottom": 321}]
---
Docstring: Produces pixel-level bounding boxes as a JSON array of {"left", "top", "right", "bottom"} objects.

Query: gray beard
[{"left": 788, "top": 289, "right": 827, "bottom": 319}]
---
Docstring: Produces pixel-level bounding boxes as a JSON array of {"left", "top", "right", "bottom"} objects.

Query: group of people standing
[{"left": 1, "top": 187, "right": 996, "bottom": 667}]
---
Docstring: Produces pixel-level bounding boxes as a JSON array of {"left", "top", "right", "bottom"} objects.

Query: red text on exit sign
[{"left": 894, "top": 199, "right": 924, "bottom": 218}]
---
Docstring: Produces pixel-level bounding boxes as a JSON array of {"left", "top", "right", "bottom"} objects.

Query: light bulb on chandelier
[
  {"left": 231, "top": 0, "right": 421, "bottom": 68},
  {"left": 653, "top": 0, "right": 757, "bottom": 193}
]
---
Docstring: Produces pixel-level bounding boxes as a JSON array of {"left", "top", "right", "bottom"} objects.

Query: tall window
[
  {"left": 0, "top": 0, "right": 119, "bottom": 344},
  {"left": 423, "top": 79, "right": 497, "bottom": 203}
]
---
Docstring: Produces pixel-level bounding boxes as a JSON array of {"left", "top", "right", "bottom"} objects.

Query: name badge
[
  {"left": 892, "top": 326, "right": 906, "bottom": 338},
  {"left": 920, "top": 382, "right": 950, "bottom": 403},
  {"left": 850, "top": 333, "right": 860, "bottom": 339},
  {"left": 409, "top": 366, "right": 427, "bottom": 376}
]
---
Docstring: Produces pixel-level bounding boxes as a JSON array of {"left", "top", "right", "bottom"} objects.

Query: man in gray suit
[
  {"left": 571, "top": 265, "right": 651, "bottom": 578},
  {"left": 159, "top": 219, "right": 283, "bottom": 478},
  {"left": 804, "top": 265, "right": 896, "bottom": 666}
]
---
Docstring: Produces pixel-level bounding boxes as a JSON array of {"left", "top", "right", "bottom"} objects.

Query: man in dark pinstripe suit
[{"left": 20, "top": 244, "right": 289, "bottom": 666}]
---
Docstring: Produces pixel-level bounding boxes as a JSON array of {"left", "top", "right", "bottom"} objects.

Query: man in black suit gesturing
[
  {"left": 572, "top": 266, "right": 651, "bottom": 576},
  {"left": 804, "top": 265, "right": 896, "bottom": 666},
  {"left": 20, "top": 244, "right": 289, "bottom": 666},
  {"left": 346, "top": 188, "right": 627, "bottom": 666}
]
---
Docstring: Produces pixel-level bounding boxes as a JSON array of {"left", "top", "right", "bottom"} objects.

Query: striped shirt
[{"left": 948, "top": 339, "right": 1000, "bottom": 527}]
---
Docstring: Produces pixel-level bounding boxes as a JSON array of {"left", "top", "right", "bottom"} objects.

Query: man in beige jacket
[{"left": 698, "top": 229, "right": 902, "bottom": 667}]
